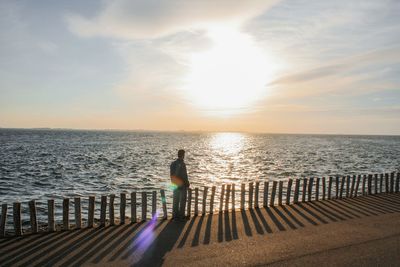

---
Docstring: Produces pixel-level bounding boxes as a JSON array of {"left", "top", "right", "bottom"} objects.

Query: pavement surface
[{"left": 1, "top": 193, "right": 400, "bottom": 267}]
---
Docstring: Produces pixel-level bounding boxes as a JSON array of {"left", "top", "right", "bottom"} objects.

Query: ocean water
[{"left": 0, "top": 129, "right": 399, "bottom": 227}]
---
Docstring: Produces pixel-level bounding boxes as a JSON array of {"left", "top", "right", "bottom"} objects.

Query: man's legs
[
  {"left": 179, "top": 186, "right": 187, "bottom": 219},
  {"left": 172, "top": 187, "right": 180, "bottom": 219}
]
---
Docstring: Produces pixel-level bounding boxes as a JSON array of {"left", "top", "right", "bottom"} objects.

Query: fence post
[
  {"left": 202, "top": 187, "right": 208, "bottom": 215},
  {"left": 142, "top": 192, "right": 147, "bottom": 221},
  {"left": 109, "top": 194, "right": 115, "bottom": 226},
  {"left": 254, "top": 182, "right": 260, "bottom": 208},
  {"left": 100, "top": 195, "right": 107, "bottom": 227},
  {"left": 302, "top": 178, "right": 308, "bottom": 202},
  {"left": 379, "top": 173, "right": 383, "bottom": 193},
  {"left": 346, "top": 176, "right": 351, "bottom": 198},
  {"left": 225, "top": 185, "right": 231, "bottom": 212},
  {"left": 231, "top": 184, "right": 235, "bottom": 210},
  {"left": 210, "top": 186, "right": 216, "bottom": 214},
  {"left": 187, "top": 188, "right": 192, "bottom": 217},
  {"left": 219, "top": 185, "right": 225, "bottom": 212},
  {"left": 152, "top": 191, "right": 157, "bottom": 218},
  {"left": 278, "top": 181, "right": 283, "bottom": 206},
  {"left": 322, "top": 177, "right": 326, "bottom": 200},
  {"left": 48, "top": 199, "right": 55, "bottom": 232},
  {"left": 293, "top": 179, "right": 300, "bottom": 204},
  {"left": 240, "top": 184, "right": 245, "bottom": 210},
  {"left": 286, "top": 179, "right": 293, "bottom": 205},
  {"left": 88, "top": 196, "right": 95, "bottom": 228},
  {"left": 350, "top": 175, "right": 356, "bottom": 197},
  {"left": 270, "top": 181, "right": 277, "bottom": 206},
  {"left": 63, "top": 198, "right": 70, "bottom": 230},
  {"left": 328, "top": 177, "right": 332, "bottom": 199},
  {"left": 263, "top": 181, "right": 269, "bottom": 207},
  {"left": 335, "top": 177, "right": 340, "bottom": 199},
  {"left": 385, "top": 173, "right": 389, "bottom": 193},
  {"left": 194, "top": 187, "right": 199, "bottom": 216},
  {"left": 308, "top": 177, "right": 314, "bottom": 202},
  {"left": 362, "top": 175, "right": 366, "bottom": 195},
  {"left": 374, "top": 174, "right": 378, "bottom": 194},
  {"left": 13, "top": 202, "right": 22, "bottom": 236},
  {"left": 120, "top": 193, "right": 126, "bottom": 224},
  {"left": 340, "top": 176, "right": 345, "bottom": 199},
  {"left": 1, "top": 204, "right": 7, "bottom": 237},
  {"left": 355, "top": 175, "right": 361, "bottom": 197},
  {"left": 396, "top": 173, "right": 400, "bottom": 193},
  {"left": 74, "top": 197, "right": 82, "bottom": 229},
  {"left": 390, "top": 173, "right": 395, "bottom": 193},
  {"left": 160, "top": 190, "right": 167, "bottom": 220},
  {"left": 315, "top": 178, "right": 320, "bottom": 201},
  {"left": 131, "top": 192, "right": 137, "bottom": 223},
  {"left": 29, "top": 200, "right": 38, "bottom": 234},
  {"left": 248, "top": 182, "right": 254, "bottom": 209}
]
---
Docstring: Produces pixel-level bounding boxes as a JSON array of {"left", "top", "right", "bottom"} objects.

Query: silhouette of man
[{"left": 170, "top": 149, "right": 190, "bottom": 220}]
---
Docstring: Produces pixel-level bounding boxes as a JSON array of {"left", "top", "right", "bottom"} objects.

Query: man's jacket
[{"left": 170, "top": 158, "right": 190, "bottom": 187}]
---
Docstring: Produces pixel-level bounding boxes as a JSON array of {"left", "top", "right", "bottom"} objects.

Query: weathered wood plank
[
  {"left": 1, "top": 204, "right": 7, "bottom": 237},
  {"left": 160, "top": 190, "right": 167, "bottom": 220},
  {"left": 13, "top": 202, "right": 22, "bottom": 236},
  {"left": 346, "top": 176, "right": 350, "bottom": 198},
  {"left": 286, "top": 179, "right": 293, "bottom": 205},
  {"left": 270, "top": 181, "right": 277, "bottom": 206},
  {"left": 328, "top": 177, "right": 332, "bottom": 200},
  {"left": 248, "top": 182, "right": 254, "bottom": 209},
  {"left": 88, "top": 196, "right": 95, "bottom": 228},
  {"left": 74, "top": 197, "right": 82, "bottom": 229},
  {"left": 362, "top": 175, "right": 366, "bottom": 195},
  {"left": 29, "top": 200, "right": 38, "bottom": 234},
  {"left": 390, "top": 172, "right": 395, "bottom": 193},
  {"left": 254, "top": 182, "right": 260, "bottom": 208},
  {"left": 335, "top": 176, "right": 340, "bottom": 199},
  {"left": 48, "top": 199, "right": 55, "bottom": 232},
  {"left": 350, "top": 175, "right": 356, "bottom": 197},
  {"left": 194, "top": 187, "right": 199, "bottom": 216},
  {"left": 374, "top": 174, "right": 378, "bottom": 194},
  {"left": 368, "top": 174, "right": 372, "bottom": 195},
  {"left": 100, "top": 195, "right": 107, "bottom": 227},
  {"left": 120, "top": 193, "right": 126, "bottom": 224},
  {"left": 315, "top": 178, "right": 320, "bottom": 201},
  {"left": 263, "top": 181, "right": 269, "bottom": 207},
  {"left": 308, "top": 177, "right": 314, "bottom": 202},
  {"left": 240, "top": 184, "right": 245, "bottom": 210},
  {"left": 63, "top": 198, "right": 70, "bottom": 230},
  {"left": 131, "top": 192, "right": 137, "bottom": 223},
  {"left": 220, "top": 185, "right": 225, "bottom": 212},
  {"left": 339, "top": 176, "right": 345, "bottom": 199},
  {"left": 355, "top": 175, "right": 361, "bottom": 197},
  {"left": 152, "top": 191, "right": 157, "bottom": 218},
  {"left": 293, "top": 179, "right": 300, "bottom": 204},
  {"left": 380, "top": 173, "right": 383, "bottom": 193},
  {"left": 385, "top": 173, "right": 389, "bottom": 193},
  {"left": 210, "top": 186, "right": 216, "bottom": 214},
  {"left": 278, "top": 181, "right": 283, "bottom": 205},
  {"left": 187, "top": 188, "right": 192, "bottom": 217},
  {"left": 203, "top": 187, "right": 209, "bottom": 215},
  {"left": 231, "top": 184, "right": 235, "bottom": 210},
  {"left": 109, "top": 194, "right": 115, "bottom": 226},
  {"left": 302, "top": 178, "right": 308, "bottom": 202},
  {"left": 225, "top": 185, "right": 231, "bottom": 212},
  {"left": 142, "top": 192, "right": 147, "bottom": 221},
  {"left": 396, "top": 173, "right": 400, "bottom": 193},
  {"left": 322, "top": 177, "right": 326, "bottom": 200}
]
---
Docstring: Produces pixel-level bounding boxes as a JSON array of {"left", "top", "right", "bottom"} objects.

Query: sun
[{"left": 182, "top": 26, "right": 276, "bottom": 117}]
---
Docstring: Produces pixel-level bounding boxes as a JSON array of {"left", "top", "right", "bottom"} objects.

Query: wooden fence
[{"left": 0, "top": 172, "right": 399, "bottom": 237}]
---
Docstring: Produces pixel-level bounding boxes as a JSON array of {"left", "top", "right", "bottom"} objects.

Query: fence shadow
[{"left": 1, "top": 193, "right": 399, "bottom": 266}]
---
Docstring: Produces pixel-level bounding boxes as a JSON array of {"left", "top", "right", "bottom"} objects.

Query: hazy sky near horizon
[{"left": 1, "top": 0, "right": 399, "bottom": 134}]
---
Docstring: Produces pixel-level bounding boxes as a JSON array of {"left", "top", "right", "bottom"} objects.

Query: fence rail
[{"left": 0, "top": 172, "right": 399, "bottom": 238}]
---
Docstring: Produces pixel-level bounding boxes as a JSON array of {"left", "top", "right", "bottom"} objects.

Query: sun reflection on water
[{"left": 209, "top": 132, "right": 246, "bottom": 155}]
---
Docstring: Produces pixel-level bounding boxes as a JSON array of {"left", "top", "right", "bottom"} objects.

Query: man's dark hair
[{"left": 178, "top": 149, "right": 185, "bottom": 158}]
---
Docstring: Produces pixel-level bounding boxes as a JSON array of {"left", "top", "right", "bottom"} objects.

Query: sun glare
[{"left": 183, "top": 26, "right": 276, "bottom": 117}]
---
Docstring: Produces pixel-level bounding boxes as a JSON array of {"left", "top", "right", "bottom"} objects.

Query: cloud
[{"left": 66, "top": 0, "right": 278, "bottom": 39}]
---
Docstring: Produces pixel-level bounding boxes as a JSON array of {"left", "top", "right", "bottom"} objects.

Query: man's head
[{"left": 178, "top": 149, "right": 185, "bottom": 159}]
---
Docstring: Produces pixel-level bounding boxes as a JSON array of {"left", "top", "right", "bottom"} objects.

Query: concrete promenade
[{"left": 1, "top": 193, "right": 400, "bottom": 266}]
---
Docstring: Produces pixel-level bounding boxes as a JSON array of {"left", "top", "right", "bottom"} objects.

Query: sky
[{"left": 0, "top": 0, "right": 399, "bottom": 134}]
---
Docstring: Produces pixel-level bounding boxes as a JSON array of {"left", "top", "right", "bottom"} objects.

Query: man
[{"left": 170, "top": 149, "right": 190, "bottom": 220}]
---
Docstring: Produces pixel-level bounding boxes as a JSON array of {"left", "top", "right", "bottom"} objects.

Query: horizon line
[{"left": 0, "top": 126, "right": 399, "bottom": 137}]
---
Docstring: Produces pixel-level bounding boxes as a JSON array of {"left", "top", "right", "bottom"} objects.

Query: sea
[{"left": 0, "top": 128, "right": 399, "bottom": 227}]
